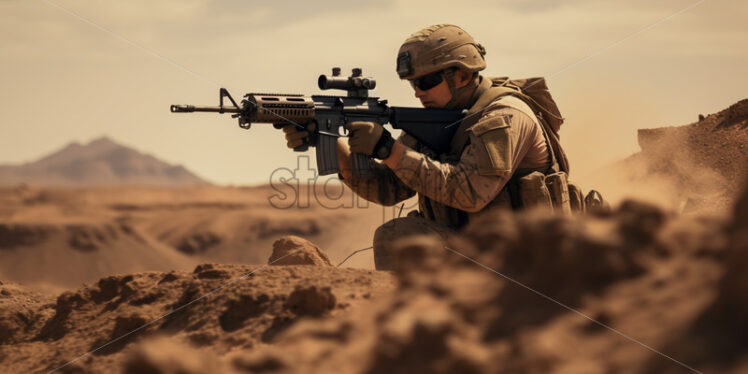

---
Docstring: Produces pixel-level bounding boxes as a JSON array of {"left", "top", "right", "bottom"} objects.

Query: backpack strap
[{"left": 448, "top": 81, "right": 518, "bottom": 154}]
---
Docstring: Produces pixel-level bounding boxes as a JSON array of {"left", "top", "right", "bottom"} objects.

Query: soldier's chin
[{"left": 421, "top": 101, "right": 437, "bottom": 108}]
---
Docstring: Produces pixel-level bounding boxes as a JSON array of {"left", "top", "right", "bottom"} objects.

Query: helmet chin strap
[{"left": 444, "top": 69, "right": 478, "bottom": 109}]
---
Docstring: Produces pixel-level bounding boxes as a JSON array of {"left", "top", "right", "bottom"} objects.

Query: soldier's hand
[
  {"left": 346, "top": 121, "right": 387, "bottom": 156},
  {"left": 282, "top": 122, "right": 316, "bottom": 149}
]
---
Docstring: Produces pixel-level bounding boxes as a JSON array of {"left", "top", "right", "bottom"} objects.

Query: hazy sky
[{"left": 1, "top": 0, "right": 746, "bottom": 185}]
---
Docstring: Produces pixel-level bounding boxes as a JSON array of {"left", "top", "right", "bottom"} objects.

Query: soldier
[{"left": 284, "top": 24, "right": 560, "bottom": 270}]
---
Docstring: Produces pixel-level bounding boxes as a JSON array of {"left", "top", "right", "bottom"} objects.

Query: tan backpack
[
  {"left": 487, "top": 77, "right": 608, "bottom": 214},
  {"left": 487, "top": 76, "right": 570, "bottom": 174}
]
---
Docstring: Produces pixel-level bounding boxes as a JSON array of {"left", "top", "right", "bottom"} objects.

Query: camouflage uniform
[{"left": 342, "top": 76, "right": 551, "bottom": 269}]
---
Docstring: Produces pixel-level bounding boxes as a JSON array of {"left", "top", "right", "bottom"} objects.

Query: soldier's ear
[{"left": 453, "top": 69, "right": 473, "bottom": 88}]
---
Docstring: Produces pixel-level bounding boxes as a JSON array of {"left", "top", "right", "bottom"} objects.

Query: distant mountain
[{"left": 0, "top": 137, "right": 209, "bottom": 186}]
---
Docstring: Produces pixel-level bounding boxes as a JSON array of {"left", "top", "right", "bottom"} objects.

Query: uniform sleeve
[
  {"left": 388, "top": 108, "right": 531, "bottom": 213},
  {"left": 339, "top": 132, "right": 417, "bottom": 206}
]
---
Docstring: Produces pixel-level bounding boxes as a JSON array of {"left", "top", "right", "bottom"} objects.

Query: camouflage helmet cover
[{"left": 396, "top": 24, "right": 487, "bottom": 80}]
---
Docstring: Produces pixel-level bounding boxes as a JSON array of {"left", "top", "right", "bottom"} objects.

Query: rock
[{"left": 268, "top": 236, "right": 332, "bottom": 266}]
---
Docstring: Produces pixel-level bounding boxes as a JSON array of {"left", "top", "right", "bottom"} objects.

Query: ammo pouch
[
  {"left": 545, "top": 172, "right": 572, "bottom": 215},
  {"left": 515, "top": 171, "right": 586, "bottom": 215},
  {"left": 567, "top": 181, "right": 586, "bottom": 213},
  {"left": 517, "top": 172, "right": 553, "bottom": 210}
]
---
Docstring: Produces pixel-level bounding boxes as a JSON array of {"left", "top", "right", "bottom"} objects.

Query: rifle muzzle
[{"left": 170, "top": 105, "right": 195, "bottom": 112}]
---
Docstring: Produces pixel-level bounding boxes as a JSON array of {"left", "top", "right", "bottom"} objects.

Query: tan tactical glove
[
  {"left": 346, "top": 121, "right": 392, "bottom": 159},
  {"left": 282, "top": 122, "right": 316, "bottom": 149}
]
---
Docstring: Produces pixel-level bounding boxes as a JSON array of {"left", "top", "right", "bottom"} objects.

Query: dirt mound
[
  {"left": 268, "top": 236, "right": 332, "bottom": 266},
  {"left": 221, "top": 198, "right": 737, "bottom": 374},
  {"left": 3, "top": 184, "right": 748, "bottom": 373},
  {"left": 0, "top": 264, "right": 394, "bottom": 373},
  {"left": 0, "top": 282, "right": 55, "bottom": 345},
  {"left": 255, "top": 195, "right": 740, "bottom": 374},
  {"left": 641, "top": 175, "right": 748, "bottom": 373},
  {"left": 586, "top": 99, "right": 748, "bottom": 212},
  {"left": 637, "top": 99, "right": 748, "bottom": 189}
]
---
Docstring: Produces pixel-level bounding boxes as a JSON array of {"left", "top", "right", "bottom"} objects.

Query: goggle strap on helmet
[
  {"left": 443, "top": 68, "right": 478, "bottom": 109},
  {"left": 444, "top": 69, "right": 459, "bottom": 108}
]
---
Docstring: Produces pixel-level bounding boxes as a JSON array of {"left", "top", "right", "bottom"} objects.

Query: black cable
[{"left": 336, "top": 246, "right": 374, "bottom": 267}]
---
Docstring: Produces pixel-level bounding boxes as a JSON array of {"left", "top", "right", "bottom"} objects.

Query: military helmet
[{"left": 396, "top": 24, "right": 486, "bottom": 80}]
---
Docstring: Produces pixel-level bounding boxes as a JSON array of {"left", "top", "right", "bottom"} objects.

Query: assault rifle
[{"left": 170, "top": 67, "right": 465, "bottom": 176}]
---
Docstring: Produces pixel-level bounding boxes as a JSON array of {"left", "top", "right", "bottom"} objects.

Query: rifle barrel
[{"left": 170, "top": 105, "right": 242, "bottom": 114}]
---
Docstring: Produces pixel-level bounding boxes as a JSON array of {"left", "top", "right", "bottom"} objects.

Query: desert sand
[
  {"left": 0, "top": 99, "right": 747, "bottom": 373},
  {"left": 0, "top": 184, "right": 390, "bottom": 294}
]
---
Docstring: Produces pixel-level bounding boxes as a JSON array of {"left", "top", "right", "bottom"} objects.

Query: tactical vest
[{"left": 411, "top": 76, "right": 569, "bottom": 229}]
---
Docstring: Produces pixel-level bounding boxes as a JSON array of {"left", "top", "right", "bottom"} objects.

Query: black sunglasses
[{"left": 409, "top": 70, "right": 445, "bottom": 91}]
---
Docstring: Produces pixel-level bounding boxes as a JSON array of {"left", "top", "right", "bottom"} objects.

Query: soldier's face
[{"left": 412, "top": 73, "right": 452, "bottom": 108}]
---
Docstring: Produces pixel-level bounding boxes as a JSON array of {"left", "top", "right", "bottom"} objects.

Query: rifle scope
[{"left": 318, "top": 67, "right": 376, "bottom": 96}]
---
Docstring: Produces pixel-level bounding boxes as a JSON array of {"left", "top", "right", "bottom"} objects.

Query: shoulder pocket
[{"left": 468, "top": 116, "right": 513, "bottom": 176}]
